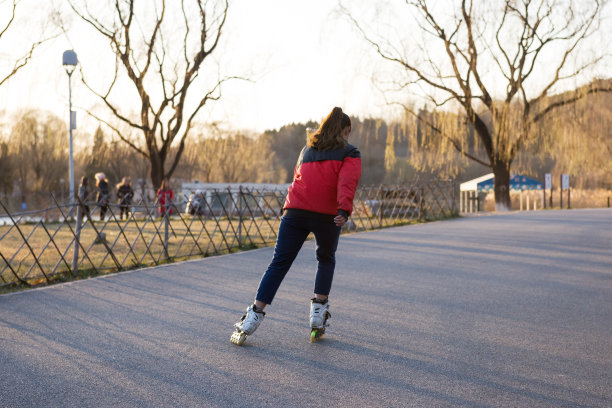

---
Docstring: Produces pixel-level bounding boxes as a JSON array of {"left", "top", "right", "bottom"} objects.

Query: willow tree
[
  {"left": 68, "top": 0, "right": 235, "bottom": 189},
  {"left": 345, "top": 0, "right": 611, "bottom": 210},
  {"left": 9, "top": 110, "right": 68, "bottom": 199}
]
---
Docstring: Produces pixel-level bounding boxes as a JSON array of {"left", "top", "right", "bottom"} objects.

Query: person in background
[
  {"left": 156, "top": 179, "right": 174, "bottom": 217},
  {"left": 186, "top": 190, "right": 205, "bottom": 216},
  {"left": 78, "top": 176, "right": 91, "bottom": 222},
  {"left": 95, "top": 172, "right": 110, "bottom": 221},
  {"left": 116, "top": 177, "right": 134, "bottom": 220},
  {"left": 230, "top": 107, "right": 362, "bottom": 345}
]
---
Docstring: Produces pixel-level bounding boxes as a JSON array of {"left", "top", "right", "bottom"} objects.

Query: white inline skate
[
  {"left": 309, "top": 298, "right": 331, "bottom": 342},
  {"left": 230, "top": 304, "right": 265, "bottom": 346}
]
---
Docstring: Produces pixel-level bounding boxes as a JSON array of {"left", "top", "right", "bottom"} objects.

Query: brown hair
[{"left": 307, "top": 107, "right": 351, "bottom": 151}]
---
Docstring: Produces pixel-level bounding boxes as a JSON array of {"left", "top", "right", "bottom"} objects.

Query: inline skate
[
  {"left": 309, "top": 298, "right": 330, "bottom": 342},
  {"left": 230, "top": 304, "right": 265, "bottom": 346}
]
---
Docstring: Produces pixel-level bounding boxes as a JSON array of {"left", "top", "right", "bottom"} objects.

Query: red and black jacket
[{"left": 283, "top": 144, "right": 362, "bottom": 218}]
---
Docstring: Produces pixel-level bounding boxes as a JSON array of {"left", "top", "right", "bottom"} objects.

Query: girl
[
  {"left": 156, "top": 179, "right": 174, "bottom": 217},
  {"left": 116, "top": 177, "right": 134, "bottom": 220},
  {"left": 231, "top": 107, "right": 362, "bottom": 345},
  {"left": 78, "top": 176, "right": 91, "bottom": 222},
  {"left": 95, "top": 173, "right": 110, "bottom": 221}
]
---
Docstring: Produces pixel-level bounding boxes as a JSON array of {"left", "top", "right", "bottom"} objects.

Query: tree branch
[
  {"left": 0, "top": 0, "right": 61, "bottom": 87},
  {"left": 460, "top": 0, "right": 493, "bottom": 108},
  {"left": 533, "top": 83, "right": 612, "bottom": 123},
  {"left": 78, "top": 64, "right": 145, "bottom": 132},
  {"left": 82, "top": 109, "right": 148, "bottom": 158},
  {"left": 0, "top": 0, "right": 18, "bottom": 39}
]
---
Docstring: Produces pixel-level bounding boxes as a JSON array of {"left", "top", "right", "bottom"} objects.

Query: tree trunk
[
  {"left": 150, "top": 154, "right": 164, "bottom": 191},
  {"left": 493, "top": 162, "right": 511, "bottom": 211}
]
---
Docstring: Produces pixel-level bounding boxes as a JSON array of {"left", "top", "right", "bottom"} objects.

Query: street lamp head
[{"left": 62, "top": 50, "right": 78, "bottom": 75}]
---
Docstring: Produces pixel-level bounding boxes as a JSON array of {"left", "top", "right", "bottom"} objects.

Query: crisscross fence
[{"left": 0, "top": 180, "right": 456, "bottom": 288}]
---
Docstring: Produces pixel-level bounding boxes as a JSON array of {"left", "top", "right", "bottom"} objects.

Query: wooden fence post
[
  {"left": 560, "top": 175, "right": 563, "bottom": 209},
  {"left": 164, "top": 207, "right": 169, "bottom": 259},
  {"left": 419, "top": 186, "right": 424, "bottom": 220},
  {"left": 378, "top": 187, "right": 384, "bottom": 227},
  {"left": 238, "top": 187, "right": 243, "bottom": 248},
  {"left": 451, "top": 180, "right": 457, "bottom": 215},
  {"left": 526, "top": 192, "right": 530, "bottom": 211},
  {"left": 550, "top": 187, "right": 553, "bottom": 208},
  {"left": 72, "top": 198, "right": 83, "bottom": 273}
]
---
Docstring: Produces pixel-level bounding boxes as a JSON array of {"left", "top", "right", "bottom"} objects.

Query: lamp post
[{"left": 62, "top": 50, "right": 78, "bottom": 204}]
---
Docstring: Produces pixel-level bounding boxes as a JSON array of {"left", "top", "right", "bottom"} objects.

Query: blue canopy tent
[{"left": 477, "top": 174, "right": 543, "bottom": 192}]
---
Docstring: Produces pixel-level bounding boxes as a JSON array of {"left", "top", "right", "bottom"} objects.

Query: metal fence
[{"left": 0, "top": 180, "right": 456, "bottom": 288}]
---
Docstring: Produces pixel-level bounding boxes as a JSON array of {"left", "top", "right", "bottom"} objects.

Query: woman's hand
[{"left": 334, "top": 214, "right": 347, "bottom": 227}]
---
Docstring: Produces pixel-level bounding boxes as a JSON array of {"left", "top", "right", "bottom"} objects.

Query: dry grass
[
  {"left": 0, "top": 216, "right": 280, "bottom": 289},
  {"left": 480, "top": 189, "right": 612, "bottom": 212},
  {"left": 564, "top": 189, "right": 612, "bottom": 209}
]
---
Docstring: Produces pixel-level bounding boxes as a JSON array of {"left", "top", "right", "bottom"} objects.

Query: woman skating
[{"left": 231, "top": 107, "right": 362, "bottom": 345}]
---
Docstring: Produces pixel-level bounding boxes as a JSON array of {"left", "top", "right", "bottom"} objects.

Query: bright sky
[
  {"left": 1, "top": 0, "right": 610, "bottom": 143},
  {"left": 0, "top": 0, "right": 390, "bottom": 138}
]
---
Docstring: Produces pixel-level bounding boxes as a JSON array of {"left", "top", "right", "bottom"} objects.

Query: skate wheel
[
  {"left": 310, "top": 328, "right": 325, "bottom": 342},
  {"left": 230, "top": 330, "right": 247, "bottom": 346}
]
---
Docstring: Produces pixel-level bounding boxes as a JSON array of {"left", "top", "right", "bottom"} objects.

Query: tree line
[{"left": 1, "top": 81, "right": 610, "bottom": 212}]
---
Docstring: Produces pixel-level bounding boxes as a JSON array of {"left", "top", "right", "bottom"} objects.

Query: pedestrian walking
[
  {"left": 186, "top": 190, "right": 205, "bottom": 216},
  {"left": 156, "top": 179, "right": 174, "bottom": 217},
  {"left": 116, "top": 177, "right": 134, "bottom": 220},
  {"left": 230, "top": 107, "right": 362, "bottom": 345},
  {"left": 78, "top": 176, "right": 91, "bottom": 222},
  {"left": 95, "top": 172, "right": 110, "bottom": 221}
]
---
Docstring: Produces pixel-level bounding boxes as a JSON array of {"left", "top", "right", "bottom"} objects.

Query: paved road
[{"left": 1, "top": 209, "right": 611, "bottom": 407}]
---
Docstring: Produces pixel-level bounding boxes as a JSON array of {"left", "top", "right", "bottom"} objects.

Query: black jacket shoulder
[
  {"left": 299, "top": 144, "right": 361, "bottom": 165},
  {"left": 345, "top": 143, "right": 361, "bottom": 159}
]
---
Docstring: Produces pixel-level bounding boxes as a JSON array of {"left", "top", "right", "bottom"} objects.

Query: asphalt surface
[{"left": 1, "top": 209, "right": 611, "bottom": 408}]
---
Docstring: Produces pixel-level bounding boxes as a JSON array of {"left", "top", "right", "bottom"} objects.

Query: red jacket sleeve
[{"left": 337, "top": 155, "right": 362, "bottom": 216}]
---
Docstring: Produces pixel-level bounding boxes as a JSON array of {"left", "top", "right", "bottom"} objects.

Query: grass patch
[{"left": 1, "top": 213, "right": 458, "bottom": 294}]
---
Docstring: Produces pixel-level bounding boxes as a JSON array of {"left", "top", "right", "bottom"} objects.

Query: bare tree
[
  {"left": 344, "top": 0, "right": 612, "bottom": 210},
  {"left": 180, "top": 129, "right": 286, "bottom": 184},
  {"left": 67, "top": 0, "right": 238, "bottom": 189},
  {"left": 0, "top": 0, "right": 59, "bottom": 87}
]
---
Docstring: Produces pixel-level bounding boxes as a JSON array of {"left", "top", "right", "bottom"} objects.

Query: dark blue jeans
[{"left": 255, "top": 214, "right": 341, "bottom": 305}]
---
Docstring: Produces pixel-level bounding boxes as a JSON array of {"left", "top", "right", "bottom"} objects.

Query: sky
[
  {"left": 1, "top": 0, "right": 610, "bottom": 144},
  {"left": 0, "top": 0, "right": 391, "bottom": 138}
]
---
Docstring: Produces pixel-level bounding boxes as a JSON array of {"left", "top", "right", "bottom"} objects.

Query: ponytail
[{"left": 307, "top": 107, "right": 351, "bottom": 151}]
